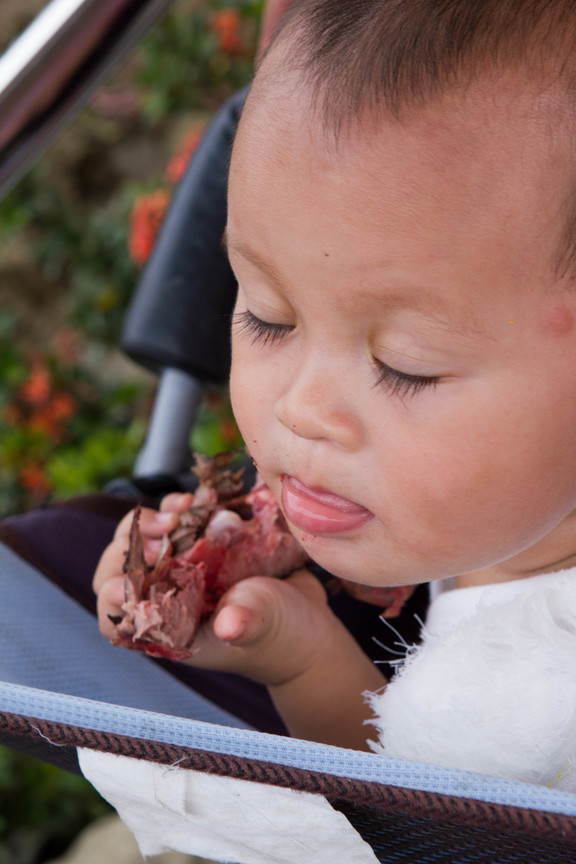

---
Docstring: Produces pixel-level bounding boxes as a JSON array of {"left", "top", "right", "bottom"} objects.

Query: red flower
[
  {"left": 129, "top": 190, "right": 170, "bottom": 266},
  {"left": 165, "top": 128, "right": 204, "bottom": 184},
  {"left": 26, "top": 392, "right": 76, "bottom": 441},
  {"left": 15, "top": 358, "right": 77, "bottom": 441},
  {"left": 48, "top": 392, "right": 76, "bottom": 423},
  {"left": 19, "top": 462, "right": 50, "bottom": 495},
  {"left": 210, "top": 8, "right": 244, "bottom": 55},
  {"left": 20, "top": 363, "right": 51, "bottom": 405}
]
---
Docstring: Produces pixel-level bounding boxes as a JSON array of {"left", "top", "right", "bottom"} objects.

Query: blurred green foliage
[
  {"left": 136, "top": 0, "right": 263, "bottom": 120},
  {"left": 0, "top": 313, "right": 150, "bottom": 514},
  {"left": 0, "top": 0, "right": 256, "bottom": 517},
  {"left": 0, "top": 0, "right": 258, "bottom": 859},
  {"left": 0, "top": 752, "right": 111, "bottom": 864}
]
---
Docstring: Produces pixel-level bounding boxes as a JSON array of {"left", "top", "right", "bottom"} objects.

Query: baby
[{"left": 95, "top": 0, "right": 576, "bottom": 787}]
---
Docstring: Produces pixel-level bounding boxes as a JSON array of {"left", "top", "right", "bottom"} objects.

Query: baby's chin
[{"left": 292, "top": 532, "right": 403, "bottom": 587}]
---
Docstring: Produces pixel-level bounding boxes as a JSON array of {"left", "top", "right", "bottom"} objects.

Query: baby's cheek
[
  {"left": 229, "top": 362, "right": 260, "bottom": 445},
  {"left": 229, "top": 369, "right": 248, "bottom": 425},
  {"left": 541, "top": 303, "right": 575, "bottom": 337}
]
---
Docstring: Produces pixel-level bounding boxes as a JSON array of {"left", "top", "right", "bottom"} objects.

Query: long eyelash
[
  {"left": 233, "top": 310, "right": 292, "bottom": 345},
  {"left": 374, "top": 361, "right": 439, "bottom": 397}
]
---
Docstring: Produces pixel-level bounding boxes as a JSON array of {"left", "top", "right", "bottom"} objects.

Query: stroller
[{"left": 1, "top": 2, "right": 576, "bottom": 861}]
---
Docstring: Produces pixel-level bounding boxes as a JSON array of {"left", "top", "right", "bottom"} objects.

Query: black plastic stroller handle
[
  {"left": 121, "top": 87, "right": 249, "bottom": 385},
  {"left": 0, "top": 0, "right": 175, "bottom": 201}
]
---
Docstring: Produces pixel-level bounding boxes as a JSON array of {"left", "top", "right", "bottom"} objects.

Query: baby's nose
[{"left": 275, "top": 363, "right": 363, "bottom": 450}]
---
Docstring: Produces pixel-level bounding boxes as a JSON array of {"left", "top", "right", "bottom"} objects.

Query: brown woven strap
[{"left": 2, "top": 709, "right": 576, "bottom": 844}]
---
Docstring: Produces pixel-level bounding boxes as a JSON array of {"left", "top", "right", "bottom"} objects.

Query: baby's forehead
[
  {"left": 240, "top": 61, "right": 570, "bottom": 186},
  {"left": 230, "top": 60, "right": 576, "bottom": 300}
]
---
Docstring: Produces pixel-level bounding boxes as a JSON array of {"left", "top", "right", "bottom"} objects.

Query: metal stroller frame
[{"left": 2, "top": 3, "right": 576, "bottom": 861}]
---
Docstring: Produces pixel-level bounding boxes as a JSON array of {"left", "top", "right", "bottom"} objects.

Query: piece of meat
[
  {"left": 330, "top": 580, "right": 415, "bottom": 619},
  {"left": 111, "top": 453, "right": 309, "bottom": 660},
  {"left": 110, "top": 452, "right": 416, "bottom": 661}
]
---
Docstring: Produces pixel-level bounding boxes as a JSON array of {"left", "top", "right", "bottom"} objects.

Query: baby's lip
[{"left": 281, "top": 475, "right": 373, "bottom": 535}]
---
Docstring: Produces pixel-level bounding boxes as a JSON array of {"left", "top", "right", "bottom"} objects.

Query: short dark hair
[
  {"left": 275, "top": 0, "right": 576, "bottom": 119},
  {"left": 267, "top": 0, "right": 576, "bottom": 277}
]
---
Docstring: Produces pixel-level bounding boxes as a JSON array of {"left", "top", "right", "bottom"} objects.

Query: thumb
[
  {"left": 212, "top": 604, "right": 268, "bottom": 646},
  {"left": 213, "top": 570, "right": 327, "bottom": 647},
  {"left": 211, "top": 577, "right": 279, "bottom": 647}
]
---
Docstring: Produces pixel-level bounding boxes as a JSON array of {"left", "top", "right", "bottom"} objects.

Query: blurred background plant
[
  {"left": 0, "top": 0, "right": 257, "bottom": 860},
  {"left": 0, "top": 0, "right": 253, "bottom": 519}
]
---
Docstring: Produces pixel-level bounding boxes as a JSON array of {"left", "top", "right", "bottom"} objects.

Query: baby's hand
[
  {"left": 187, "top": 568, "right": 332, "bottom": 685},
  {"left": 93, "top": 493, "right": 192, "bottom": 641},
  {"left": 94, "top": 492, "right": 335, "bottom": 686},
  {"left": 95, "top": 495, "right": 383, "bottom": 748}
]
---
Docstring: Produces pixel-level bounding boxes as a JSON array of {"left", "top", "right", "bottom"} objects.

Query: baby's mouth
[{"left": 281, "top": 475, "right": 373, "bottom": 535}]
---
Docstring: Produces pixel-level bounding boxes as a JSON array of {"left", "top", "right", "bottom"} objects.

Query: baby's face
[{"left": 227, "top": 66, "right": 576, "bottom": 587}]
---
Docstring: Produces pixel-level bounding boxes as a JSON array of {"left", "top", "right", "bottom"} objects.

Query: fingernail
[
  {"left": 155, "top": 512, "right": 175, "bottom": 526},
  {"left": 145, "top": 538, "right": 164, "bottom": 552}
]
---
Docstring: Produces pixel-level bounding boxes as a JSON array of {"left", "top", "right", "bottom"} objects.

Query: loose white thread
[{"left": 30, "top": 724, "right": 66, "bottom": 747}]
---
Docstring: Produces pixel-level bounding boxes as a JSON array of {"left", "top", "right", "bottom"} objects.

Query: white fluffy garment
[{"left": 366, "top": 569, "right": 576, "bottom": 791}]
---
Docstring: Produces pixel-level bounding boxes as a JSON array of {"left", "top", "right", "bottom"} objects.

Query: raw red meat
[
  {"left": 111, "top": 453, "right": 309, "bottom": 660},
  {"left": 331, "top": 580, "right": 415, "bottom": 619}
]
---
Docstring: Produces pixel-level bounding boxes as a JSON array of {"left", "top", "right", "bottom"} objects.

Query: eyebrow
[
  {"left": 223, "top": 231, "right": 288, "bottom": 291},
  {"left": 224, "top": 230, "right": 490, "bottom": 341}
]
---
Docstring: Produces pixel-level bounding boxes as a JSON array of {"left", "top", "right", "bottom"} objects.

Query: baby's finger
[
  {"left": 113, "top": 506, "right": 179, "bottom": 543},
  {"left": 211, "top": 576, "right": 282, "bottom": 647},
  {"left": 96, "top": 575, "right": 126, "bottom": 639},
  {"left": 217, "top": 572, "right": 328, "bottom": 647},
  {"left": 159, "top": 492, "right": 194, "bottom": 514},
  {"left": 93, "top": 537, "right": 127, "bottom": 593},
  {"left": 186, "top": 599, "right": 277, "bottom": 677},
  {"left": 212, "top": 604, "right": 266, "bottom": 646},
  {"left": 191, "top": 575, "right": 330, "bottom": 684}
]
